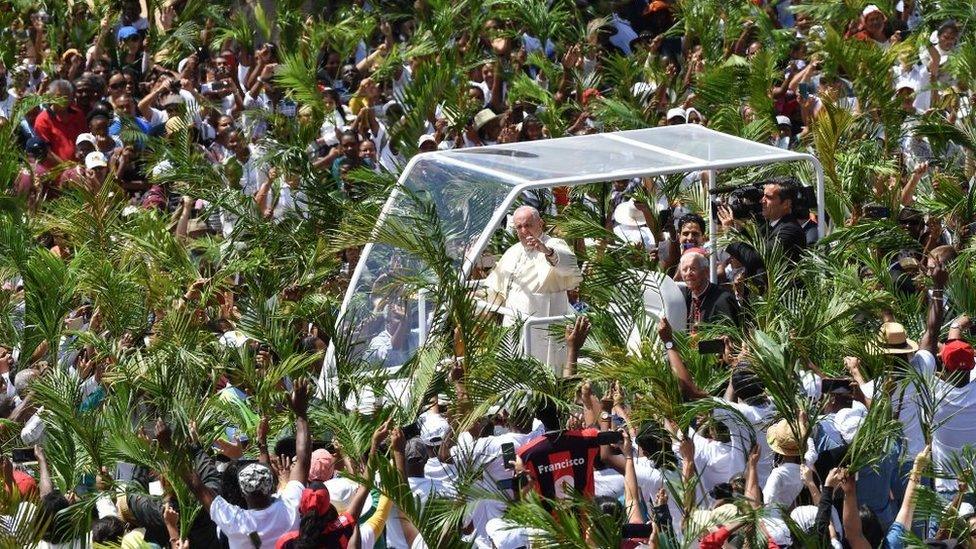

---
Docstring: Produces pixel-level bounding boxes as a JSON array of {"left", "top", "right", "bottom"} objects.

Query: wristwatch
[
  {"left": 600, "top": 412, "right": 611, "bottom": 421},
  {"left": 664, "top": 340, "right": 674, "bottom": 350}
]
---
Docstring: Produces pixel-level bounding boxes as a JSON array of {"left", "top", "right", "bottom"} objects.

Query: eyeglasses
[{"left": 109, "top": 81, "right": 125, "bottom": 90}]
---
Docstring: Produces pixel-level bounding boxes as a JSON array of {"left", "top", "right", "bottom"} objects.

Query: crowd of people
[{"left": 1, "top": 0, "right": 976, "bottom": 547}]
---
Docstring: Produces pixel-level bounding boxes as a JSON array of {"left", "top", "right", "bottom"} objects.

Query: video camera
[
  {"left": 710, "top": 178, "right": 815, "bottom": 222},
  {"left": 709, "top": 183, "right": 764, "bottom": 222}
]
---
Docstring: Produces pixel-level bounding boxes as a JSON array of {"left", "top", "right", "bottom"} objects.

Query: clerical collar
[{"left": 692, "top": 281, "right": 710, "bottom": 299}]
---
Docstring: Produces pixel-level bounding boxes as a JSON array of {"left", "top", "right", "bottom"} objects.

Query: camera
[
  {"left": 710, "top": 178, "right": 813, "bottom": 222},
  {"left": 710, "top": 183, "right": 764, "bottom": 222}
]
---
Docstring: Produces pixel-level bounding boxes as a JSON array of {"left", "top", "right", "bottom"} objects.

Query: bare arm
[
  {"left": 256, "top": 416, "right": 270, "bottom": 466},
  {"left": 658, "top": 318, "right": 708, "bottom": 400},
  {"left": 744, "top": 445, "right": 761, "bottom": 509},
  {"left": 895, "top": 446, "right": 930, "bottom": 529},
  {"left": 920, "top": 258, "right": 947, "bottom": 354},
  {"left": 564, "top": 316, "right": 590, "bottom": 377},
  {"left": 289, "top": 378, "right": 311, "bottom": 485},
  {"left": 175, "top": 196, "right": 193, "bottom": 239},
  {"left": 841, "top": 471, "right": 873, "bottom": 549},
  {"left": 35, "top": 445, "right": 53, "bottom": 497},
  {"left": 622, "top": 430, "right": 643, "bottom": 524}
]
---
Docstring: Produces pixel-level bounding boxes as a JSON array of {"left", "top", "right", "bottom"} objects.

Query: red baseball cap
[{"left": 942, "top": 340, "right": 976, "bottom": 372}]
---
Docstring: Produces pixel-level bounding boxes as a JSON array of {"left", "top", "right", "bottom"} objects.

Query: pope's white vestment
[{"left": 483, "top": 234, "right": 583, "bottom": 370}]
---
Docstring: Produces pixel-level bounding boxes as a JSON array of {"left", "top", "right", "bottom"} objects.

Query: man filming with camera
[
  {"left": 720, "top": 177, "right": 808, "bottom": 263},
  {"left": 759, "top": 177, "right": 808, "bottom": 262}
]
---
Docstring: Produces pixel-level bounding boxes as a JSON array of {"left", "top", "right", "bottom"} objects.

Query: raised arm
[
  {"left": 841, "top": 470, "right": 873, "bottom": 549},
  {"left": 744, "top": 444, "right": 762, "bottom": 509},
  {"left": 256, "top": 416, "right": 270, "bottom": 466},
  {"left": 564, "top": 316, "right": 590, "bottom": 377},
  {"left": 621, "top": 430, "right": 643, "bottom": 524},
  {"left": 289, "top": 378, "right": 311, "bottom": 485},
  {"left": 34, "top": 444, "right": 53, "bottom": 497},
  {"left": 920, "top": 259, "right": 947, "bottom": 354},
  {"left": 894, "top": 445, "right": 930, "bottom": 530},
  {"left": 658, "top": 318, "right": 708, "bottom": 400},
  {"left": 156, "top": 419, "right": 217, "bottom": 511}
]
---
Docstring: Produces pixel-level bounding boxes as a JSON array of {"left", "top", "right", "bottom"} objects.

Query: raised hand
[
  {"left": 566, "top": 316, "right": 591, "bottom": 353},
  {"left": 657, "top": 317, "right": 673, "bottom": 343},
  {"left": 289, "top": 377, "right": 310, "bottom": 417}
]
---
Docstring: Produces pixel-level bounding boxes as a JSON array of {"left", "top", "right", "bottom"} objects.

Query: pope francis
[{"left": 483, "top": 206, "right": 583, "bottom": 370}]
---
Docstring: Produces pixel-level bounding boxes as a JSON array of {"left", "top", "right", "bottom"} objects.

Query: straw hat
[
  {"left": 473, "top": 108, "right": 502, "bottom": 131},
  {"left": 766, "top": 419, "right": 802, "bottom": 457},
  {"left": 872, "top": 322, "right": 919, "bottom": 355},
  {"left": 613, "top": 200, "right": 647, "bottom": 226}
]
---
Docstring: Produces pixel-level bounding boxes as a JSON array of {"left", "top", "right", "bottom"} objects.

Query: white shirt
[
  {"left": 386, "top": 477, "right": 438, "bottom": 549},
  {"left": 677, "top": 429, "right": 738, "bottom": 495},
  {"left": 862, "top": 349, "right": 936, "bottom": 458},
  {"left": 714, "top": 399, "right": 776, "bottom": 486},
  {"left": 594, "top": 467, "right": 625, "bottom": 498},
  {"left": 763, "top": 462, "right": 803, "bottom": 508},
  {"left": 208, "top": 480, "right": 303, "bottom": 549},
  {"left": 933, "top": 380, "right": 976, "bottom": 491},
  {"left": 633, "top": 455, "right": 665, "bottom": 505}
]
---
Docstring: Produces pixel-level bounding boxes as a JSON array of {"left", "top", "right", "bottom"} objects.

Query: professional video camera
[
  {"left": 710, "top": 183, "right": 764, "bottom": 222},
  {"left": 710, "top": 179, "right": 815, "bottom": 222}
]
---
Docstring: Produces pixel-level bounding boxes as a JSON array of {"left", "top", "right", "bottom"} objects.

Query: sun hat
[
  {"left": 85, "top": 151, "right": 108, "bottom": 170},
  {"left": 613, "top": 200, "right": 648, "bottom": 227},
  {"left": 873, "top": 322, "right": 919, "bottom": 355},
  {"left": 473, "top": 108, "right": 502, "bottom": 131},
  {"left": 237, "top": 462, "right": 275, "bottom": 496},
  {"left": 941, "top": 339, "right": 975, "bottom": 372},
  {"left": 766, "top": 418, "right": 802, "bottom": 457}
]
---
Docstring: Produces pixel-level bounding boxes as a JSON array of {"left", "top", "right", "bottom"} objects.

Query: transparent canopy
[{"left": 333, "top": 126, "right": 820, "bottom": 374}]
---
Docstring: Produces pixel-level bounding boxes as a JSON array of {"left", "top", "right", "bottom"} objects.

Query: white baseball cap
[
  {"left": 85, "top": 151, "right": 108, "bottom": 170},
  {"left": 75, "top": 133, "right": 97, "bottom": 147},
  {"left": 862, "top": 4, "right": 882, "bottom": 17},
  {"left": 775, "top": 115, "right": 792, "bottom": 126},
  {"left": 666, "top": 107, "right": 687, "bottom": 121}
]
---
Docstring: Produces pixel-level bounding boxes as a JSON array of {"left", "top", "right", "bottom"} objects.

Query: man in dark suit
[
  {"left": 678, "top": 249, "right": 739, "bottom": 332},
  {"left": 760, "top": 177, "right": 808, "bottom": 262}
]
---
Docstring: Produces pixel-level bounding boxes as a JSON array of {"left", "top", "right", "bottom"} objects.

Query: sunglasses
[{"left": 109, "top": 81, "right": 125, "bottom": 89}]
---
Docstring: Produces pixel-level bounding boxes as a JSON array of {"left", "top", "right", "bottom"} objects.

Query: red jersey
[
  {"left": 517, "top": 428, "right": 601, "bottom": 499},
  {"left": 33, "top": 105, "right": 87, "bottom": 162}
]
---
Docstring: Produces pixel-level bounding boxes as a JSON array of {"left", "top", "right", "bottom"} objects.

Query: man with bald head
[
  {"left": 678, "top": 249, "right": 739, "bottom": 332},
  {"left": 484, "top": 206, "right": 583, "bottom": 369}
]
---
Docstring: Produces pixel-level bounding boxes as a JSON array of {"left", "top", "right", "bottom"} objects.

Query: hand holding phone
[{"left": 697, "top": 339, "right": 726, "bottom": 355}]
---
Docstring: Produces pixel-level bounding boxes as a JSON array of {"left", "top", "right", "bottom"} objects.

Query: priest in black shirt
[{"left": 678, "top": 249, "right": 739, "bottom": 332}]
